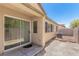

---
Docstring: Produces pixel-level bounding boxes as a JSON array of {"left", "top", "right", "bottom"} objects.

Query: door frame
[{"left": 4, "top": 15, "right": 32, "bottom": 52}]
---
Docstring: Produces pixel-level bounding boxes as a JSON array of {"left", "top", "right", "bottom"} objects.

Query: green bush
[{"left": 70, "top": 19, "right": 79, "bottom": 28}]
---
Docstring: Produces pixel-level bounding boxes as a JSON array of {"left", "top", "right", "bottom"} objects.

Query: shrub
[{"left": 70, "top": 19, "right": 79, "bottom": 28}]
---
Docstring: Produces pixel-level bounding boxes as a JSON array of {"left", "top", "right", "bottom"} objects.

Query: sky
[{"left": 42, "top": 3, "right": 79, "bottom": 28}]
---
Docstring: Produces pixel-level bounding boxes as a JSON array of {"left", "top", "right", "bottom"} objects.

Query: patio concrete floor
[
  {"left": 36, "top": 40, "right": 79, "bottom": 56},
  {"left": 1, "top": 44, "right": 43, "bottom": 56}
]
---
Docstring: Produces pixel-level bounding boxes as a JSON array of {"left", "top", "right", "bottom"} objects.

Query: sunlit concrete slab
[{"left": 36, "top": 40, "right": 79, "bottom": 56}]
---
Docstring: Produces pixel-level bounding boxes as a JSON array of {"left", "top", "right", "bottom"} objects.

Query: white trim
[
  {"left": 4, "top": 15, "right": 32, "bottom": 52},
  {"left": 4, "top": 42, "right": 31, "bottom": 52},
  {"left": 30, "top": 21, "right": 32, "bottom": 42},
  {"left": 4, "top": 15, "right": 31, "bottom": 22}
]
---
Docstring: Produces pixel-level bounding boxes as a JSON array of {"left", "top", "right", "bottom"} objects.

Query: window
[
  {"left": 48, "top": 24, "right": 51, "bottom": 32},
  {"left": 33, "top": 21, "right": 37, "bottom": 33},
  {"left": 45, "top": 22, "right": 48, "bottom": 32},
  {"left": 45, "top": 22, "right": 54, "bottom": 32},
  {"left": 51, "top": 24, "right": 53, "bottom": 32},
  {"left": 56, "top": 26, "right": 58, "bottom": 31},
  {"left": 51, "top": 24, "right": 54, "bottom": 32}
]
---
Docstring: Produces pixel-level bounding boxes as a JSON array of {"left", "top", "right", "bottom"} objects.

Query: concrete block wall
[
  {"left": 56, "top": 27, "right": 79, "bottom": 43},
  {"left": 73, "top": 27, "right": 79, "bottom": 43}
]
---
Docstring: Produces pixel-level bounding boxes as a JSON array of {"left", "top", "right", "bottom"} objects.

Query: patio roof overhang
[{"left": 0, "top": 3, "right": 46, "bottom": 19}]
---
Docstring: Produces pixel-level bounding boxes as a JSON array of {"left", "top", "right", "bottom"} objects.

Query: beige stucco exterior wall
[
  {"left": 43, "top": 19, "right": 57, "bottom": 43},
  {"left": 0, "top": 12, "right": 4, "bottom": 54},
  {"left": 31, "top": 18, "right": 45, "bottom": 46},
  {"left": 0, "top": 6, "right": 32, "bottom": 54},
  {"left": 0, "top": 5, "right": 44, "bottom": 54}
]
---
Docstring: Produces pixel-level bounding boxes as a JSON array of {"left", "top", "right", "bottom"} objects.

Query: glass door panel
[
  {"left": 5, "top": 16, "right": 30, "bottom": 50},
  {"left": 5, "top": 17, "right": 21, "bottom": 50},
  {"left": 20, "top": 21, "right": 30, "bottom": 44}
]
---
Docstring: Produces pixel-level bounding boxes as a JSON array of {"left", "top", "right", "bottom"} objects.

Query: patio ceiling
[
  {"left": 0, "top": 3, "right": 45, "bottom": 18},
  {"left": 23, "top": 3, "right": 46, "bottom": 16}
]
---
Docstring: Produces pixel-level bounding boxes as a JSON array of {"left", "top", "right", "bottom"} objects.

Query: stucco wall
[
  {"left": 31, "top": 18, "right": 44, "bottom": 46},
  {"left": 43, "top": 19, "right": 56, "bottom": 43},
  {"left": 0, "top": 6, "right": 39, "bottom": 54},
  {"left": 0, "top": 5, "right": 47, "bottom": 54},
  {"left": 74, "top": 27, "right": 79, "bottom": 43},
  {"left": 0, "top": 13, "right": 4, "bottom": 54}
]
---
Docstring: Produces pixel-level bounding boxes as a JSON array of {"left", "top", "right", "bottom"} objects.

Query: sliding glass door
[{"left": 5, "top": 16, "right": 30, "bottom": 50}]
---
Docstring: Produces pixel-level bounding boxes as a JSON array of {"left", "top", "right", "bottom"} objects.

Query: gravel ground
[{"left": 36, "top": 40, "right": 79, "bottom": 56}]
